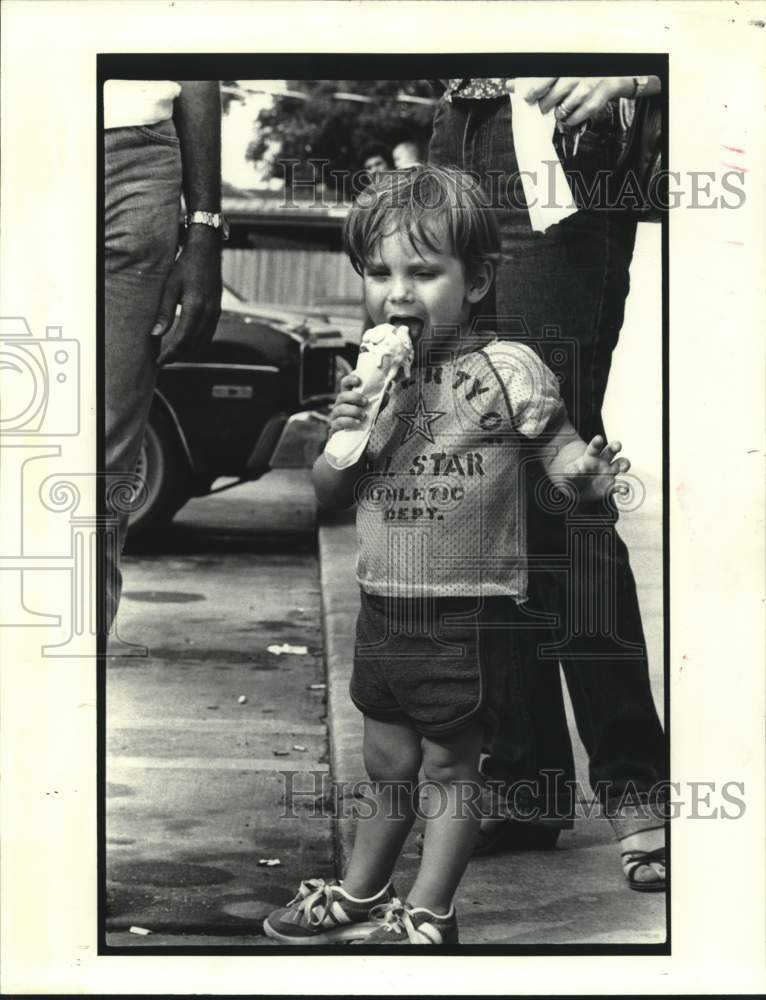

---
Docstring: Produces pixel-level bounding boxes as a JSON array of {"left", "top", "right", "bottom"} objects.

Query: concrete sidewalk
[{"left": 318, "top": 488, "right": 666, "bottom": 946}]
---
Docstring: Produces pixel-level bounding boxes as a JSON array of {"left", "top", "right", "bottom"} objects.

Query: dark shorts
[{"left": 350, "top": 590, "right": 522, "bottom": 739}]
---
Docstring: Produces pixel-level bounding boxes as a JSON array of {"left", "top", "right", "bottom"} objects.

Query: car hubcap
[{"left": 129, "top": 426, "right": 165, "bottom": 528}]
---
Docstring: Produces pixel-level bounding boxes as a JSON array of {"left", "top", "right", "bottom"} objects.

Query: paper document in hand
[{"left": 510, "top": 78, "right": 578, "bottom": 233}]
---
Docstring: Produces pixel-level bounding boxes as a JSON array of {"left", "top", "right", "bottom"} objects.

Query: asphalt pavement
[
  {"left": 106, "top": 467, "right": 666, "bottom": 947},
  {"left": 107, "top": 471, "right": 333, "bottom": 945}
]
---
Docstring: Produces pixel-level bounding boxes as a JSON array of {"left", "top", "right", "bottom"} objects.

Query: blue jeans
[
  {"left": 429, "top": 95, "right": 666, "bottom": 816},
  {"left": 104, "top": 119, "right": 182, "bottom": 626}
]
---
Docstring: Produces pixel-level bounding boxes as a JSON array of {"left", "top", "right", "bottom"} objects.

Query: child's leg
[
  {"left": 407, "top": 722, "right": 484, "bottom": 915},
  {"left": 342, "top": 716, "right": 422, "bottom": 899}
]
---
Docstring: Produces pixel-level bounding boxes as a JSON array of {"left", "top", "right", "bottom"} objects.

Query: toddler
[{"left": 264, "top": 165, "right": 630, "bottom": 945}]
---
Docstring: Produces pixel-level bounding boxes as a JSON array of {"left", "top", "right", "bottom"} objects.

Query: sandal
[{"left": 621, "top": 846, "right": 667, "bottom": 893}]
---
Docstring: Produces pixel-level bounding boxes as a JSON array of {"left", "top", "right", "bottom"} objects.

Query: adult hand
[
  {"left": 152, "top": 227, "right": 222, "bottom": 365},
  {"left": 523, "top": 77, "right": 636, "bottom": 128}
]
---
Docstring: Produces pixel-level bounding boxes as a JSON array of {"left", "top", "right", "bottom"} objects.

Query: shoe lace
[
  {"left": 369, "top": 898, "right": 419, "bottom": 940},
  {"left": 286, "top": 878, "right": 338, "bottom": 927}
]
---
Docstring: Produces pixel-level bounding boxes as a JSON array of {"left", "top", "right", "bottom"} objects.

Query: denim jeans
[
  {"left": 104, "top": 119, "right": 182, "bottom": 626},
  {"left": 429, "top": 95, "right": 666, "bottom": 817}
]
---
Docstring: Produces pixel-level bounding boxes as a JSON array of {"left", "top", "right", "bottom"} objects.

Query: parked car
[{"left": 127, "top": 285, "right": 357, "bottom": 543}]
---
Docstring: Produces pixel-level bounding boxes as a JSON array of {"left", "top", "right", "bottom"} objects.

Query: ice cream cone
[{"left": 324, "top": 323, "right": 413, "bottom": 470}]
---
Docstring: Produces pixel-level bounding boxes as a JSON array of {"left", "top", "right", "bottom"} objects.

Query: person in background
[
  {"left": 427, "top": 75, "right": 667, "bottom": 892},
  {"left": 392, "top": 139, "right": 421, "bottom": 169},
  {"left": 104, "top": 80, "right": 225, "bottom": 629},
  {"left": 361, "top": 141, "right": 393, "bottom": 179}
]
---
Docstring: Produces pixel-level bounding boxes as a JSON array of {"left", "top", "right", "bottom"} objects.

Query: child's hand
[
  {"left": 564, "top": 435, "right": 631, "bottom": 499},
  {"left": 329, "top": 373, "right": 369, "bottom": 434}
]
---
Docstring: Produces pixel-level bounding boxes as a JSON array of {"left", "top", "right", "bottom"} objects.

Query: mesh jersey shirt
[{"left": 355, "top": 339, "right": 566, "bottom": 600}]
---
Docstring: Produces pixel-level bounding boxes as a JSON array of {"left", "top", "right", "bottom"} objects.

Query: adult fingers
[
  {"left": 159, "top": 296, "right": 206, "bottom": 364},
  {"left": 562, "top": 79, "right": 616, "bottom": 127},
  {"left": 165, "top": 290, "right": 223, "bottom": 364},
  {"left": 537, "top": 77, "right": 578, "bottom": 114},
  {"left": 150, "top": 271, "right": 182, "bottom": 339},
  {"left": 341, "top": 372, "right": 362, "bottom": 391},
  {"left": 523, "top": 77, "right": 558, "bottom": 103},
  {"left": 554, "top": 79, "right": 594, "bottom": 121}
]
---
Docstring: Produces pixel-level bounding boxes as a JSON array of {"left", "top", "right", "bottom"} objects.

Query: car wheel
[{"left": 126, "top": 408, "right": 192, "bottom": 545}]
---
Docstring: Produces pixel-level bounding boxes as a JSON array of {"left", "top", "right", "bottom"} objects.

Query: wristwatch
[
  {"left": 630, "top": 76, "right": 651, "bottom": 100},
  {"left": 184, "top": 210, "right": 230, "bottom": 240}
]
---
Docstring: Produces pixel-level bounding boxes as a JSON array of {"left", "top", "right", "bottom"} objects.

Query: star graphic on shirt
[{"left": 395, "top": 393, "right": 446, "bottom": 444}]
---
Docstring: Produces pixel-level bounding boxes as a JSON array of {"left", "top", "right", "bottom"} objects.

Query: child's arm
[
  {"left": 312, "top": 452, "right": 367, "bottom": 510},
  {"left": 312, "top": 373, "right": 370, "bottom": 510},
  {"left": 542, "top": 417, "right": 631, "bottom": 501}
]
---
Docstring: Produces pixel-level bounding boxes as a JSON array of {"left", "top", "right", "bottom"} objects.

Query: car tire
[{"left": 126, "top": 407, "right": 192, "bottom": 547}]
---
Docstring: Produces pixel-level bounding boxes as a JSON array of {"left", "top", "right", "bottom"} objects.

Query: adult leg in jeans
[
  {"left": 494, "top": 207, "right": 666, "bottom": 809},
  {"left": 429, "top": 95, "right": 666, "bottom": 884},
  {"left": 428, "top": 96, "right": 577, "bottom": 836},
  {"left": 104, "top": 123, "right": 182, "bottom": 628}
]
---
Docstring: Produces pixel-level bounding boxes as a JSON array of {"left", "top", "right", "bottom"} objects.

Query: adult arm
[{"left": 152, "top": 80, "right": 223, "bottom": 364}]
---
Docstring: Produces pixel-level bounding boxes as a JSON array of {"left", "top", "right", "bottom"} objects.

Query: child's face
[{"left": 362, "top": 227, "right": 491, "bottom": 361}]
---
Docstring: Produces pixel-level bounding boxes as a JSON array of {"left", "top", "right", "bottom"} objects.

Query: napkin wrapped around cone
[{"left": 324, "top": 323, "right": 413, "bottom": 470}]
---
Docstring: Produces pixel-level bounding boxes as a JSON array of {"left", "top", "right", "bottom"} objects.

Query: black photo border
[{"left": 97, "top": 51, "right": 669, "bottom": 958}]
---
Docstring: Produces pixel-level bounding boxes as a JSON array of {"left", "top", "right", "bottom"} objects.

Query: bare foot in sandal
[{"left": 617, "top": 826, "right": 666, "bottom": 892}]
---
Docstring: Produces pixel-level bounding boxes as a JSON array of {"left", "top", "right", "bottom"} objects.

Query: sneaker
[
  {"left": 363, "top": 898, "right": 459, "bottom": 945},
  {"left": 263, "top": 878, "right": 396, "bottom": 944}
]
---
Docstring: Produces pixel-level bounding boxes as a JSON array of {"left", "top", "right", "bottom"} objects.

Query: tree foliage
[{"left": 248, "top": 80, "right": 436, "bottom": 192}]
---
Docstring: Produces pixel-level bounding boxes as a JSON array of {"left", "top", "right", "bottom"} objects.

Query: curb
[{"left": 317, "top": 507, "right": 363, "bottom": 868}]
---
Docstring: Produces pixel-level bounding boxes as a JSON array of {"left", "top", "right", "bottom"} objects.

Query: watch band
[{"left": 184, "top": 210, "right": 230, "bottom": 240}]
